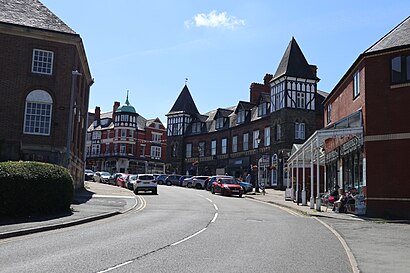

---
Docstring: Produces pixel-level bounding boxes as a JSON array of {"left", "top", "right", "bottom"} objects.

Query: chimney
[
  {"left": 95, "top": 106, "right": 101, "bottom": 126},
  {"left": 310, "top": 65, "right": 318, "bottom": 78},
  {"left": 263, "top": 74, "right": 273, "bottom": 85},
  {"left": 112, "top": 101, "right": 120, "bottom": 120}
]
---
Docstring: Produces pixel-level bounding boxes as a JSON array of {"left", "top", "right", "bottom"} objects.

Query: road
[{"left": 0, "top": 186, "right": 353, "bottom": 273}]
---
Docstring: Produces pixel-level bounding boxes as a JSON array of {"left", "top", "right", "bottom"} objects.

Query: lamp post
[{"left": 255, "top": 138, "right": 261, "bottom": 193}]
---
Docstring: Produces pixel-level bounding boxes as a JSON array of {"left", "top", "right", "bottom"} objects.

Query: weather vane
[{"left": 185, "top": 78, "right": 188, "bottom": 85}]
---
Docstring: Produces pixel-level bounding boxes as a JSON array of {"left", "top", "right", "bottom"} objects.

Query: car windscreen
[
  {"left": 219, "top": 179, "right": 238, "bottom": 184},
  {"left": 138, "top": 175, "right": 154, "bottom": 180}
]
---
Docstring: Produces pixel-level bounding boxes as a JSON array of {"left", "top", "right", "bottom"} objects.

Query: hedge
[{"left": 0, "top": 161, "right": 74, "bottom": 217}]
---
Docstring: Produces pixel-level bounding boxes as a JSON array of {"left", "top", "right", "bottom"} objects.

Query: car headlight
[{"left": 224, "top": 185, "right": 230, "bottom": 189}]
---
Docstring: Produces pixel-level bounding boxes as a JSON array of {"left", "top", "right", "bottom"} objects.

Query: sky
[{"left": 41, "top": 0, "right": 410, "bottom": 122}]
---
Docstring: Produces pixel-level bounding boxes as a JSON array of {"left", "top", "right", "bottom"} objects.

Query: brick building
[
  {"left": 0, "top": 0, "right": 93, "bottom": 189},
  {"left": 166, "top": 38, "right": 326, "bottom": 189},
  {"left": 86, "top": 94, "right": 167, "bottom": 174},
  {"left": 287, "top": 16, "right": 410, "bottom": 219}
]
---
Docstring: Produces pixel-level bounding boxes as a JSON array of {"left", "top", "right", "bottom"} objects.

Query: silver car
[{"left": 133, "top": 174, "right": 157, "bottom": 195}]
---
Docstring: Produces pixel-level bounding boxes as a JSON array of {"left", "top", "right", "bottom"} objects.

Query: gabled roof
[
  {"left": 168, "top": 85, "right": 199, "bottom": 116},
  {"left": 365, "top": 16, "right": 410, "bottom": 54},
  {"left": 215, "top": 107, "right": 235, "bottom": 119},
  {"left": 0, "top": 0, "right": 76, "bottom": 34},
  {"left": 273, "top": 37, "right": 319, "bottom": 81},
  {"left": 235, "top": 101, "right": 254, "bottom": 113}
]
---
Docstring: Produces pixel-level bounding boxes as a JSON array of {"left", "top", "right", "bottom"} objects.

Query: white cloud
[{"left": 185, "top": 10, "right": 245, "bottom": 30}]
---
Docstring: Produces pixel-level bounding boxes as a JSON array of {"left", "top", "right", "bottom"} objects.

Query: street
[{"left": 0, "top": 185, "right": 354, "bottom": 273}]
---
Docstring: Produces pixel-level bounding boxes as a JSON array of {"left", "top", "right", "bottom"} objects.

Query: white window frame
[
  {"left": 243, "top": 133, "right": 249, "bottom": 151},
  {"left": 186, "top": 143, "right": 192, "bottom": 158},
  {"left": 232, "top": 135, "right": 238, "bottom": 153},
  {"left": 353, "top": 70, "right": 360, "bottom": 98},
  {"left": 120, "top": 144, "right": 126, "bottom": 154},
  {"left": 151, "top": 146, "right": 161, "bottom": 159},
  {"left": 296, "top": 92, "right": 305, "bottom": 109},
  {"left": 295, "top": 122, "right": 305, "bottom": 140},
  {"left": 258, "top": 102, "right": 267, "bottom": 116},
  {"left": 199, "top": 142, "right": 205, "bottom": 157},
  {"left": 253, "top": 130, "right": 260, "bottom": 149},
  {"left": 23, "top": 90, "right": 53, "bottom": 136},
  {"left": 221, "top": 138, "right": 228, "bottom": 154},
  {"left": 264, "top": 127, "right": 270, "bottom": 146},
  {"left": 32, "top": 49, "right": 54, "bottom": 75},
  {"left": 140, "top": 144, "right": 146, "bottom": 157},
  {"left": 152, "top": 133, "right": 161, "bottom": 142},
  {"left": 211, "top": 140, "right": 217, "bottom": 156},
  {"left": 216, "top": 117, "right": 224, "bottom": 129}
]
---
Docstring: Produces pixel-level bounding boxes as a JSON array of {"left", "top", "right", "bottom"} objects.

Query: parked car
[
  {"left": 126, "top": 174, "right": 138, "bottom": 190},
  {"left": 238, "top": 180, "right": 253, "bottom": 193},
  {"left": 165, "top": 175, "right": 183, "bottom": 186},
  {"left": 93, "top": 171, "right": 111, "bottom": 183},
  {"left": 179, "top": 175, "right": 192, "bottom": 186},
  {"left": 190, "top": 176, "right": 210, "bottom": 189},
  {"left": 133, "top": 174, "right": 157, "bottom": 195},
  {"left": 205, "top": 175, "right": 233, "bottom": 191},
  {"left": 211, "top": 177, "right": 243, "bottom": 197},
  {"left": 182, "top": 176, "right": 194, "bottom": 187},
  {"left": 109, "top": 173, "right": 128, "bottom": 187},
  {"left": 84, "top": 169, "right": 95, "bottom": 181},
  {"left": 155, "top": 174, "right": 168, "bottom": 185}
]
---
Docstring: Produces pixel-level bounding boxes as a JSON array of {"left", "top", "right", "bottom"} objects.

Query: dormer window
[
  {"left": 258, "top": 102, "right": 268, "bottom": 116},
  {"left": 216, "top": 117, "right": 225, "bottom": 129},
  {"left": 237, "top": 110, "right": 245, "bottom": 124},
  {"left": 192, "top": 122, "right": 202, "bottom": 133}
]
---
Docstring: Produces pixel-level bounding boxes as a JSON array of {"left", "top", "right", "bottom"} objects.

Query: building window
[
  {"left": 258, "top": 102, "right": 267, "bottom": 117},
  {"left": 91, "top": 144, "right": 100, "bottom": 156},
  {"left": 152, "top": 133, "right": 161, "bottom": 142},
  {"left": 215, "top": 117, "right": 224, "bottom": 129},
  {"left": 243, "top": 133, "right": 249, "bottom": 151},
  {"left": 186, "top": 143, "right": 192, "bottom": 158},
  {"left": 128, "top": 129, "right": 133, "bottom": 138},
  {"left": 275, "top": 124, "right": 281, "bottom": 141},
  {"left": 127, "top": 144, "right": 133, "bottom": 154},
  {"left": 391, "top": 55, "right": 410, "bottom": 84},
  {"left": 23, "top": 90, "right": 53, "bottom": 136},
  {"left": 221, "top": 138, "right": 228, "bottom": 154},
  {"left": 353, "top": 70, "right": 360, "bottom": 98},
  {"left": 32, "top": 49, "right": 53, "bottom": 75},
  {"left": 253, "top": 130, "right": 260, "bottom": 149},
  {"left": 120, "top": 144, "right": 126, "bottom": 154},
  {"left": 140, "top": 144, "right": 146, "bottom": 157},
  {"left": 211, "top": 140, "right": 217, "bottom": 156},
  {"left": 232, "top": 135, "right": 238, "bottom": 153},
  {"left": 121, "top": 129, "right": 126, "bottom": 138},
  {"left": 327, "top": 104, "right": 332, "bottom": 124},
  {"left": 198, "top": 142, "right": 205, "bottom": 157},
  {"left": 192, "top": 122, "right": 202, "bottom": 133},
  {"left": 171, "top": 144, "right": 178, "bottom": 157},
  {"left": 237, "top": 110, "right": 245, "bottom": 124},
  {"left": 296, "top": 92, "right": 305, "bottom": 109},
  {"left": 295, "top": 122, "right": 305, "bottom": 140},
  {"left": 151, "top": 146, "right": 161, "bottom": 159},
  {"left": 264, "top": 127, "right": 270, "bottom": 146}
]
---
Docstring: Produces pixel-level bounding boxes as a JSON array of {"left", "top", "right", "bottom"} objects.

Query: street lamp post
[{"left": 255, "top": 138, "right": 261, "bottom": 193}]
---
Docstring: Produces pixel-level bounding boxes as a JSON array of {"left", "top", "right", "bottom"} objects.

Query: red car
[{"left": 211, "top": 178, "right": 243, "bottom": 197}]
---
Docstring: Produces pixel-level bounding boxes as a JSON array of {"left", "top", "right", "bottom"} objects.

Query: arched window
[{"left": 23, "top": 90, "right": 53, "bottom": 135}]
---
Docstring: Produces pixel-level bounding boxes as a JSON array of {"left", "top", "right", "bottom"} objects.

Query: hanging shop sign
[
  {"left": 340, "top": 137, "right": 361, "bottom": 156},
  {"left": 325, "top": 148, "right": 339, "bottom": 164}
]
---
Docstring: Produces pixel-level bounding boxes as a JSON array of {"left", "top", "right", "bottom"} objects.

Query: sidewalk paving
[{"left": 0, "top": 181, "right": 137, "bottom": 239}]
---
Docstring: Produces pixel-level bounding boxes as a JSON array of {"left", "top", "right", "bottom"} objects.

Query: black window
[{"left": 391, "top": 55, "right": 410, "bottom": 84}]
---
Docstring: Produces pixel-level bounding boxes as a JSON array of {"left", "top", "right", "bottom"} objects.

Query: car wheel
[
  {"left": 195, "top": 183, "right": 202, "bottom": 189},
  {"left": 221, "top": 189, "right": 224, "bottom": 196},
  {"left": 211, "top": 187, "right": 215, "bottom": 194},
  {"left": 134, "top": 189, "right": 138, "bottom": 195},
  {"left": 166, "top": 181, "right": 172, "bottom": 186},
  {"left": 187, "top": 182, "right": 192, "bottom": 188},
  {"left": 152, "top": 189, "right": 157, "bottom": 195},
  {"left": 239, "top": 193, "right": 243, "bottom": 198}
]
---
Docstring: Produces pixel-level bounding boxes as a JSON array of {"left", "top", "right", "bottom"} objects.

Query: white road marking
[
  {"left": 171, "top": 228, "right": 207, "bottom": 246},
  {"left": 97, "top": 260, "right": 133, "bottom": 273},
  {"left": 211, "top": 212, "right": 218, "bottom": 223},
  {"left": 134, "top": 195, "right": 146, "bottom": 212},
  {"left": 206, "top": 198, "right": 213, "bottom": 203},
  {"left": 314, "top": 217, "right": 360, "bottom": 273},
  {"left": 92, "top": 194, "right": 136, "bottom": 199},
  {"left": 247, "top": 198, "right": 302, "bottom": 217},
  {"left": 213, "top": 204, "right": 218, "bottom": 211}
]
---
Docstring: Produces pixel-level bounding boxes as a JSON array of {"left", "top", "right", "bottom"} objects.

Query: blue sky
[{"left": 41, "top": 0, "right": 409, "bottom": 122}]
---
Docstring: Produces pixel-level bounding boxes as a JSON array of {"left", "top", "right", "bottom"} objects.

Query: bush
[{"left": 0, "top": 161, "right": 74, "bottom": 217}]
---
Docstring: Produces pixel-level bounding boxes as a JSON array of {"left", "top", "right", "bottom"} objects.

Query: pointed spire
[
  {"left": 125, "top": 90, "right": 130, "bottom": 106},
  {"left": 273, "top": 37, "right": 319, "bottom": 81}
]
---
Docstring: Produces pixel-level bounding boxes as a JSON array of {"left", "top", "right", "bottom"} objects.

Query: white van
[{"left": 133, "top": 174, "right": 157, "bottom": 195}]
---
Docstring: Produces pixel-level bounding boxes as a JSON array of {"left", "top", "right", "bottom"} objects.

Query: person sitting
[
  {"left": 333, "top": 188, "right": 347, "bottom": 212},
  {"left": 345, "top": 187, "right": 357, "bottom": 212}
]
